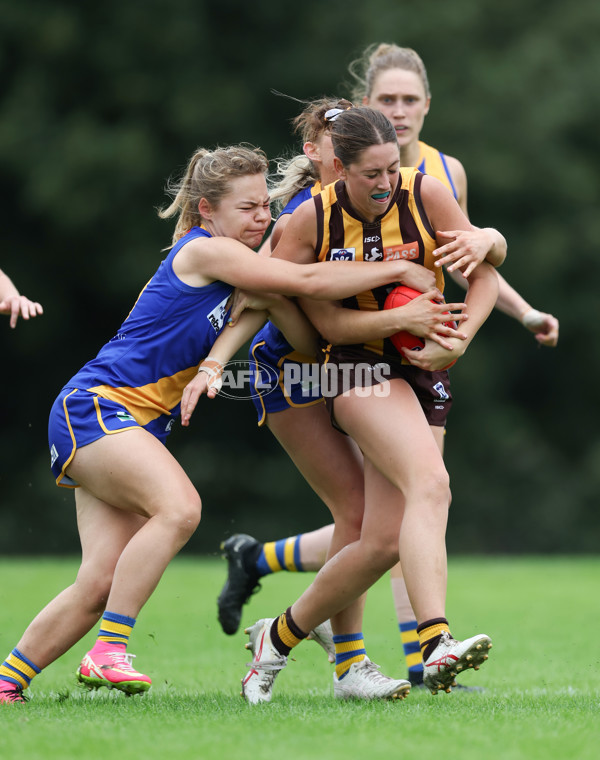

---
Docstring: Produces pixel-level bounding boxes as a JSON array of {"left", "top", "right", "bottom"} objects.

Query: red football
[{"left": 384, "top": 285, "right": 457, "bottom": 369}]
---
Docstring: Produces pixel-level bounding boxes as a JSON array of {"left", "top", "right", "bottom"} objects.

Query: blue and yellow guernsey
[
  {"left": 251, "top": 180, "right": 322, "bottom": 362},
  {"left": 64, "top": 226, "right": 232, "bottom": 440},
  {"left": 248, "top": 182, "right": 324, "bottom": 422},
  {"left": 277, "top": 181, "right": 322, "bottom": 217},
  {"left": 416, "top": 140, "right": 458, "bottom": 200}
]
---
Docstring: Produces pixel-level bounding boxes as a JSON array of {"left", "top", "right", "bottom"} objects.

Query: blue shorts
[
  {"left": 249, "top": 325, "right": 323, "bottom": 427},
  {"left": 48, "top": 388, "right": 143, "bottom": 488}
]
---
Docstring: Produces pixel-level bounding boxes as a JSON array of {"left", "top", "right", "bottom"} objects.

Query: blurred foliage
[{"left": 1, "top": 0, "right": 599, "bottom": 554}]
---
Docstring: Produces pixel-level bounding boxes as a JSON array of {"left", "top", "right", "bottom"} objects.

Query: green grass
[{"left": 1, "top": 556, "right": 599, "bottom": 759}]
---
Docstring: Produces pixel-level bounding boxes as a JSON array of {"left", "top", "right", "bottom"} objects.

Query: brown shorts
[{"left": 318, "top": 344, "right": 452, "bottom": 432}]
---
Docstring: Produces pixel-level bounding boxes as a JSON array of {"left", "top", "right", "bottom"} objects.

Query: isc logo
[
  {"left": 364, "top": 235, "right": 381, "bottom": 243},
  {"left": 383, "top": 242, "right": 419, "bottom": 261}
]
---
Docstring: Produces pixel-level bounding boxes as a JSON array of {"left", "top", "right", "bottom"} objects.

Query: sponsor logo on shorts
[
  {"left": 116, "top": 411, "right": 135, "bottom": 422},
  {"left": 50, "top": 443, "right": 58, "bottom": 466},
  {"left": 331, "top": 248, "right": 356, "bottom": 261},
  {"left": 433, "top": 381, "right": 449, "bottom": 401}
]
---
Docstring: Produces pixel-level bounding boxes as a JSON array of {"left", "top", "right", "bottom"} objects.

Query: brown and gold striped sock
[
  {"left": 417, "top": 617, "right": 451, "bottom": 661},
  {"left": 270, "top": 607, "right": 308, "bottom": 656}
]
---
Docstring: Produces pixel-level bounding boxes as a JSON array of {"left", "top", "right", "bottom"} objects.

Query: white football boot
[
  {"left": 307, "top": 620, "right": 335, "bottom": 663},
  {"left": 333, "top": 657, "right": 411, "bottom": 700},
  {"left": 241, "top": 618, "right": 287, "bottom": 704},
  {"left": 423, "top": 631, "right": 492, "bottom": 694}
]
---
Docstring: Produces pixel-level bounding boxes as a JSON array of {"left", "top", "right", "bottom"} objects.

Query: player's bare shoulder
[{"left": 272, "top": 198, "right": 318, "bottom": 264}]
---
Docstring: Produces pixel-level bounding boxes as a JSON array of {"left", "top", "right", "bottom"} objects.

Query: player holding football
[
  {"left": 182, "top": 105, "right": 501, "bottom": 701},
  {"left": 189, "top": 96, "right": 473, "bottom": 700},
  {"left": 0, "top": 144, "right": 420, "bottom": 705},
  {"left": 215, "top": 43, "right": 559, "bottom": 690}
]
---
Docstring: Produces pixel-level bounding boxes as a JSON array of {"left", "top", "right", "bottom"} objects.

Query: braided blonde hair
[{"left": 270, "top": 96, "right": 354, "bottom": 212}]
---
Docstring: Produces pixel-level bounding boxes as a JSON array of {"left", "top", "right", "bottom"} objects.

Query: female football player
[
  {"left": 205, "top": 97, "right": 469, "bottom": 700},
  {"left": 0, "top": 144, "right": 419, "bottom": 705},
  {"left": 214, "top": 43, "right": 558, "bottom": 689},
  {"left": 182, "top": 106, "right": 502, "bottom": 702}
]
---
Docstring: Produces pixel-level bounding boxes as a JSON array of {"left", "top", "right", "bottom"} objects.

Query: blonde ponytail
[{"left": 158, "top": 144, "right": 269, "bottom": 245}]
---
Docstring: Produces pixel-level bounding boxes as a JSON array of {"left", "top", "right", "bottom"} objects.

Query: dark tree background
[{"left": 1, "top": 0, "right": 599, "bottom": 554}]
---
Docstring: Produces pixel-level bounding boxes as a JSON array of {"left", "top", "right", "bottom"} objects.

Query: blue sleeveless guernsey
[{"left": 59, "top": 226, "right": 232, "bottom": 439}]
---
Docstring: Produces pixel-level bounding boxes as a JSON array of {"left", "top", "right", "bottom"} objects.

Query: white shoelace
[
  {"left": 107, "top": 651, "right": 138, "bottom": 671},
  {"left": 245, "top": 656, "right": 287, "bottom": 672},
  {"left": 358, "top": 659, "right": 395, "bottom": 684}
]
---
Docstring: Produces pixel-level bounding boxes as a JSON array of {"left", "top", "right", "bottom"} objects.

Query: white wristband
[{"left": 521, "top": 309, "right": 545, "bottom": 329}]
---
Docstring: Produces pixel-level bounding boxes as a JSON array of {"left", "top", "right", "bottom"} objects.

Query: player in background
[
  {"left": 0, "top": 268, "right": 43, "bottom": 328},
  {"left": 183, "top": 106, "right": 503, "bottom": 702},
  {"left": 215, "top": 44, "right": 559, "bottom": 689},
  {"left": 350, "top": 44, "right": 558, "bottom": 339},
  {"left": 0, "top": 144, "right": 418, "bottom": 705}
]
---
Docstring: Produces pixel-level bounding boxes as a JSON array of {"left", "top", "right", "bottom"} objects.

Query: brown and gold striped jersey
[{"left": 313, "top": 167, "right": 441, "bottom": 357}]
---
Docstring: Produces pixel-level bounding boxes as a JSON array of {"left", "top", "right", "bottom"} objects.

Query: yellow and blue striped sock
[
  {"left": 256, "top": 536, "right": 303, "bottom": 577},
  {"left": 96, "top": 611, "right": 136, "bottom": 648},
  {"left": 0, "top": 648, "right": 41, "bottom": 690},
  {"left": 333, "top": 633, "right": 366, "bottom": 680},
  {"left": 399, "top": 620, "right": 424, "bottom": 683}
]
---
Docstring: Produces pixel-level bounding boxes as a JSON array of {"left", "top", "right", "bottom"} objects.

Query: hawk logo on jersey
[
  {"left": 207, "top": 295, "right": 230, "bottom": 333},
  {"left": 383, "top": 242, "right": 420, "bottom": 261},
  {"left": 364, "top": 247, "right": 383, "bottom": 262},
  {"left": 331, "top": 248, "right": 356, "bottom": 261},
  {"left": 433, "top": 381, "right": 449, "bottom": 401}
]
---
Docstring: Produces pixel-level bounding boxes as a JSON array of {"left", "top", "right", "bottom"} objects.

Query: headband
[{"left": 324, "top": 104, "right": 353, "bottom": 123}]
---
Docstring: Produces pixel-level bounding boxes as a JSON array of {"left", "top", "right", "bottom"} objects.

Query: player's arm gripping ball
[{"left": 384, "top": 285, "right": 458, "bottom": 369}]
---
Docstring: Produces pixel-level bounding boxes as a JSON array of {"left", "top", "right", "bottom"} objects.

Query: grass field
[{"left": 1, "top": 556, "right": 598, "bottom": 759}]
